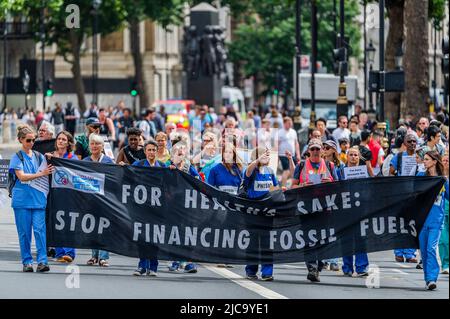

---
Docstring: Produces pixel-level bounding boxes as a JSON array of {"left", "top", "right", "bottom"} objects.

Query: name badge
[
  {"left": 254, "top": 180, "right": 273, "bottom": 192},
  {"left": 219, "top": 185, "right": 238, "bottom": 195}
]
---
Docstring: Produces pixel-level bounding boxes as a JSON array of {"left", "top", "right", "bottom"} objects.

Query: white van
[{"left": 222, "top": 86, "right": 246, "bottom": 115}]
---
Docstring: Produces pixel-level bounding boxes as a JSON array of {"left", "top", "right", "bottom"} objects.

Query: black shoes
[
  {"left": 36, "top": 263, "right": 50, "bottom": 272},
  {"left": 307, "top": 269, "right": 320, "bottom": 282}
]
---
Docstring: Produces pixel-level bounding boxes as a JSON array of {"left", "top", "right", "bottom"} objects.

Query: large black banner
[{"left": 47, "top": 158, "right": 445, "bottom": 264}]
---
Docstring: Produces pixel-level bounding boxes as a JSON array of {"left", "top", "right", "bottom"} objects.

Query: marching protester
[
  {"left": 417, "top": 126, "right": 445, "bottom": 159},
  {"left": 9, "top": 125, "right": 54, "bottom": 272},
  {"left": 155, "top": 132, "right": 171, "bottom": 165},
  {"left": 439, "top": 151, "right": 449, "bottom": 275},
  {"left": 116, "top": 128, "right": 145, "bottom": 165},
  {"left": 83, "top": 133, "right": 115, "bottom": 267},
  {"left": 341, "top": 147, "right": 370, "bottom": 277},
  {"left": 45, "top": 131, "right": 77, "bottom": 263},
  {"left": 315, "top": 118, "right": 335, "bottom": 143},
  {"left": 332, "top": 115, "right": 350, "bottom": 143},
  {"left": 192, "top": 131, "right": 219, "bottom": 171},
  {"left": 368, "top": 130, "right": 385, "bottom": 176},
  {"left": 50, "top": 103, "right": 65, "bottom": 134},
  {"left": 97, "top": 108, "right": 116, "bottom": 143},
  {"left": 244, "top": 147, "right": 280, "bottom": 281},
  {"left": 416, "top": 150, "right": 449, "bottom": 290},
  {"left": 168, "top": 141, "right": 200, "bottom": 273},
  {"left": 131, "top": 140, "right": 165, "bottom": 276},
  {"left": 291, "top": 139, "right": 334, "bottom": 282},
  {"left": 75, "top": 117, "right": 101, "bottom": 160},
  {"left": 64, "top": 101, "right": 80, "bottom": 138},
  {"left": 139, "top": 108, "right": 157, "bottom": 141},
  {"left": 349, "top": 119, "right": 361, "bottom": 147},
  {"left": 338, "top": 138, "right": 350, "bottom": 165}
]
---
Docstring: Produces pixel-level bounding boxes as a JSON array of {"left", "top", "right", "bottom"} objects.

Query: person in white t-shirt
[
  {"left": 278, "top": 117, "right": 300, "bottom": 187},
  {"left": 332, "top": 115, "right": 350, "bottom": 144}
]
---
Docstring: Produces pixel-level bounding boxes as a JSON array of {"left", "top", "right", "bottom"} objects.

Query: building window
[
  {"left": 145, "top": 20, "right": 155, "bottom": 52},
  {"left": 101, "top": 30, "right": 124, "bottom": 52}
]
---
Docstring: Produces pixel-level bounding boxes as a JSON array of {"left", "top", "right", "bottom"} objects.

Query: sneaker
[
  {"left": 147, "top": 270, "right": 158, "bottom": 277},
  {"left": 22, "top": 264, "right": 33, "bottom": 272},
  {"left": 168, "top": 261, "right": 180, "bottom": 272},
  {"left": 133, "top": 267, "right": 146, "bottom": 276},
  {"left": 395, "top": 256, "right": 405, "bottom": 263},
  {"left": 329, "top": 263, "right": 339, "bottom": 271},
  {"left": 405, "top": 258, "right": 418, "bottom": 263},
  {"left": 184, "top": 263, "right": 198, "bottom": 273},
  {"left": 246, "top": 274, "right": 258, "bottom": 280},
  {"left": 307, "top": 270, "right": 320, "bottom": 282},
  {"left": 261, "top": 275, "right": 274, "bottom": 281},
  {"left": 441, "top": 269, "right": 449, "bottom": 275},
  {"left": 47, "top": 248, "right": 56, "bottom": 258},
  {"left": 36, "top": 263, "right": 50, "bottom": 272},
  {"left": 356, "top": 272, "right": 369, "bottom": 277},
  {"left": 426, "top": 281, "right": 437, "bottom": 290},
  {"left": 416, "top": 261, "right": 423, "bottom": 269},
  {"left": 343, "top": 272, "right": 353, "bottom": 277}
]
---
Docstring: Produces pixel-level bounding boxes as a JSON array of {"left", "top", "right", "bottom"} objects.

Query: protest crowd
[{"left": 2, "top": 100, "right": 449, "bottom": 291}]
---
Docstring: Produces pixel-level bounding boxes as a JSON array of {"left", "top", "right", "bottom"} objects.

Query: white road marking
[
  {"left": 395, "top": 263, "right": 414, "bottom": 269},
  {"left": 391, "top": 269, "right": 409, "bottom": 275},
  {"left": 203, "top": 265, "right": 288, "bottom": 299}
]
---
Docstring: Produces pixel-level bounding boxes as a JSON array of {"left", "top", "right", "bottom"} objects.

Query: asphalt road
[{"left": 1, "top": 144, "right": 448, "bottom": 299}]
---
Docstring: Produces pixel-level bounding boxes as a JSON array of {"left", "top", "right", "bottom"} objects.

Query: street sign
[
  {"left": 369, "top": 70, "right": 405, "bottom": 92},
  {"left": 0, "top": 159, "right": 10, "bottom": 189}
]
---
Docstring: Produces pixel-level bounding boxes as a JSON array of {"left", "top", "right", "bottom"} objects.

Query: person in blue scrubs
[
  {"left": 132, "top": 140, "right": 165, "bottom": 277},
  {"left": 244, "top": 147, "right": 279, "bottom": 281},
  {"left": 46, "top": 130, "right": 78, "bottom": 263},
  {"left": 168, "top": 141, "right": 200, "bottom": 273},
  {"left": 417, "top": 150, "right": 449, "bottom": 290},
  {"left": 83, "top": 134, "right": 115, "bottom": 267},
  {"left": 9, "top": 124, "right": 54, "bottom": 272},
  {"left": 207, "top": 143, "right": 243, "bottom": 195},
  {"left": 341, "top": 147, "right": 370, "bottom": 277}
]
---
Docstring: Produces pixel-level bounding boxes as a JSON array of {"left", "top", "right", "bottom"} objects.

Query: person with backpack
[
  {"left": 244, "top": 147, "right": 280, "bottom": 281},
  {"left": 138, "top": 109, "right": 157, "bottom": 141},
  {"left": 291, "top": 139, "right": 334, "bottom": 282},
  {"left": 75, "top": 117, "right": 101, "bottom": 160},
  {"left": 131, "top": 140, "right": 165, "bottom": 277},
  {"left": 389, "top": 133, "right": 419, "bottom": 263},
  {"left": 45, "top": 130, "right": 78, "bottom": 263},
  {"left": 8, "top": 124, "right": 54, "bottom": 272}
]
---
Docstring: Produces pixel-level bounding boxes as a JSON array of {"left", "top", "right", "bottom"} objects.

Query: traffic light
[
  {"left": 442, "top": 37, "right": 449, "bottom": 75},
  {"left": 333, "top": 47, "right": 348, "bottom": 77},
  {"left": 45, "top": 79, "right": 54, "bottom": 97},
  {"left": 130, "top": 81, "right": 138, "bottom": 97}
]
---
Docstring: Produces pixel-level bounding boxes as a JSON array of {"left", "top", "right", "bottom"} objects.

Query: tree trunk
[
  {"left": 69, "top": 29, "right": 87, "bottom": 113},
  {"left": 403, "top": 0, "right": 429, "bottom": 118},
  {"left": 385, "top": 1, "right": 404, "bottom": 126},
  {"left": 130, "top": 19, "right": 150, "bottom": 112}
]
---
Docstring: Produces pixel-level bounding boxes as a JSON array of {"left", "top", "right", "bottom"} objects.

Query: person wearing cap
[
  {"left": 75, "top": 117, "right": 101, "bottom": 160},
  {"left": 389, "top": 133, "right": 419, "bottom": 263},
  {"left": 291, "top": 138, "right": 334, "bottom": 282}
]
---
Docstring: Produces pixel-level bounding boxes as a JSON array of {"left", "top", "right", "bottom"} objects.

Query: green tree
[{"left": 223, "top": 0, "right": 361, "bottom": 99}]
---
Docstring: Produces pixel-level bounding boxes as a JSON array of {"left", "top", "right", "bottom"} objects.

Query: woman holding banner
[
  {"left": 45, "top": 130, "right": 78, "bottom": 263},
  {"left": 417, "top": 150, "right": 449, "bottom": 290},
  {"left": 83, "top": 133, "right": 115, "bottom": 267},
  {"left": 439, "top": 151, "right": 449, "bottom": 275},
  {"left": 244, "top": 147, "right": 279, "bottom": 281},
  {"left": 9, "top": 124, "right": 54, "bottom": 272},
  {"left": 341, "top": 147, "right": 370, "bottom": 277},
  {"left": 168, "top": 141, "right": 200, "bottom": 273}
]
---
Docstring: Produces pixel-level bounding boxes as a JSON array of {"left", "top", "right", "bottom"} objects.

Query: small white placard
[
  {"left": 344, "top": 165, "right": 369, "bottom": 180},
  {"left": 401, "top": 156, "right": 417, "bottom": 176}
]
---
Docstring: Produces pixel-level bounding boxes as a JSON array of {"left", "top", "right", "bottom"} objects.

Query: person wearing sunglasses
[
  {"left": 116, "top": 127, "right": 145, "bottom": 165},
  {"left": 416, "top": 151, "right": 449, "bottom": 290},
  {"left": 9, "top": 124, "right": 54, "bottom": 273},
  {"left": 388, "top": 133, "right": 419, "bottom": 264},
  {"left": 291, "top": 139, "right": 334, "bottom": 283}
]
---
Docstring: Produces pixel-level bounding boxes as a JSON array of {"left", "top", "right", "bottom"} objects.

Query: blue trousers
[
  {"left": 55, "top": 247, "right": 76, "bottom": 259},
  {"left": 92, "top": 249, "right": 109, "bottom": 260},
  {"left": 138, "top": 259, "right": 159, "bottom": 272},
  {"left": 13, "top": 208, "right": 48, "bottom": 265},
  {"left": 419, "top": 225, "right": 442, "bottom": 283},
  {"left": 245, "top": 264, "right": 273, "bottom": 277},
  {"left": 394, "top": 248, "right": 416, "bottom": 259},
  {"left": 342, "top": 253, "right": 369, "bottom": 274}
]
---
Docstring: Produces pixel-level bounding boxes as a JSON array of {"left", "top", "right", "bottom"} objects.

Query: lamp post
[
  {"left": 40, "top": 5, "right": 45, "bottom": 111},
  {"left": 22, "top": 70, "right": 30, "bottom": 109},
  {"left": 395, "top": 43, "right": 403, "bottom": 70},
  {"left": 363, "top": 0, "right": 367, "bottom": 110},
  {"left": 378, "top": 0, "right": 385, "bottom": 122},
  {"left": 366, "top": 40, "right": 376, "bottom": 111},
  {"left": 294, "top": 0, "right": 301, "bottom": 110},
  {"left": 433, "top": 21, "right": 437, "bottom": 111},
  {"left": 91, "top": 0, "right": 101, "bottom": 105},
  {"left": 310, "top": 0, "right": 318, "bottom": 129},
  {"left": 2, "top": 11, "right": 7, "bottom": 112}
]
